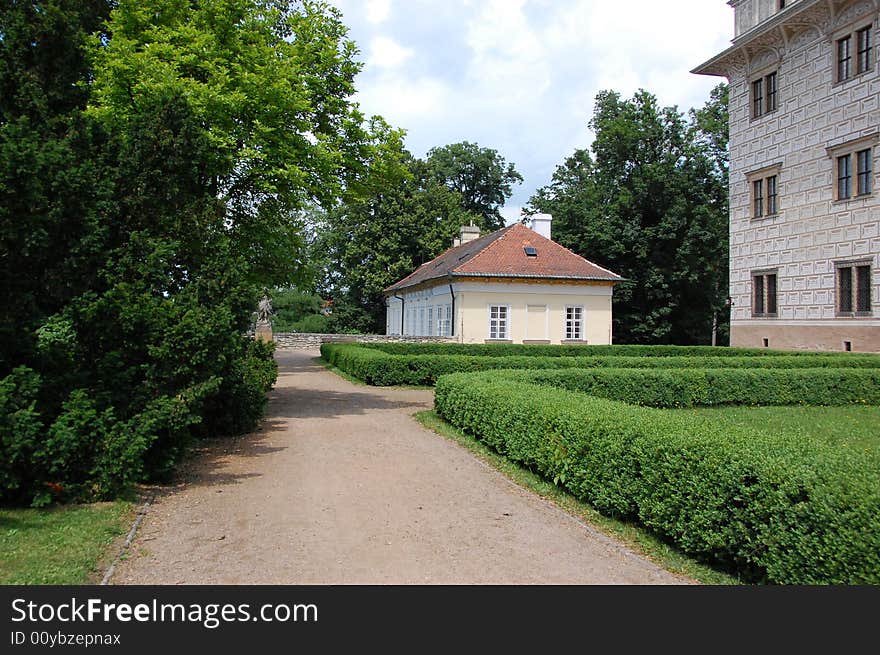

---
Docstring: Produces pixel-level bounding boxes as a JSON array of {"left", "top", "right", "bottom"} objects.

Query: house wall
[
  {"left": 387, "top": 280, "right": 614, "bottom": 345},
  {"left": 726, "top": 1, "right": 880, "bottom": 351},
  {"left": 456, "top": 286, "right": 612, "bottom": 345},
  {"left": 385, "top": 285, "right": 454, "bottom": 337}
]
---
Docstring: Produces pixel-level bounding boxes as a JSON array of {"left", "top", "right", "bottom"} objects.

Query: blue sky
[{"left": 329, "top": 0, "right": 733, "bottom": 223}]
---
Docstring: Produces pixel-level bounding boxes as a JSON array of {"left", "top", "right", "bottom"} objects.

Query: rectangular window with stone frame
[
  {"left": 828, "top": 135, "right": 877, "bottom": 200},
  {"left": 836, "top": 23, "right": 875, "bottom": 83},
  {"left": 750, "top": 71, "right": 778, "bottom": 119},
  {"left": 752, "top": 270, "right": 778, "bottom": 318},
  {"left": 747, "top": 164, "right": 781, "bottom": 218},
  {"left": 836, "top": 261, "right": 873, "bottom": 316}
]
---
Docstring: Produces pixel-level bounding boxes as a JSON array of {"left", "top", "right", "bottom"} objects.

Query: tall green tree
[
  {"left": 1, "top": 0, "right": 398, "bottom": 505},
  {"left": 0, "top": 0, "right": 113, "bottom": 370},
  {"left": 88, "top": 0, "right": 401, "bottom": 287},
  {"left": 690, "top": 83, "right": 731, "bottom": 345},
  {"left": 314, "top": 153, "right": 480, "bottom": 333},
  {"left": 528, "top": 87, "right": 729, "bottom": 345},
  {"left": 426, "top": 141, "right": 523, "bottom": 231}
]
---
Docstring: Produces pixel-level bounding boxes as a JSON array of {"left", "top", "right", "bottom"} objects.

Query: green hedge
[
  {"left": 363, "top": 342, "right": 871, "bottom": 358},
  {"left": 499, "top": 368, "right": 880, "bottom": 407},
  {"left": 434, "top": 373, "right": 880, "bottom": 584},
  {"left": 321, "top": 343, "right": 880, "bottom": 386}
]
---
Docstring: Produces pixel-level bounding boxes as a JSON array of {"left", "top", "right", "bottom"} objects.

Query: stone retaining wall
[{"left": 273, "top": 333, "right": 455, "bottom": 349}]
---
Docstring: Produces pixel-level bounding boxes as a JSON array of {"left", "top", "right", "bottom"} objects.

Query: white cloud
[
  {"left": 355, "top": 75, "right": 450, "bottom": 128},
  {"left": 331, "top": 0, "right": 734, "bottom": 208},
  {"left": 465, "top": 0, "right": 550, "bottom": 100},
  {"left": 366, "top": 36, "right": 414, "bottom": 69},
  {"left": 500, "top": 205, "right": 525, "bottom": 226},
  {"left": 365, "top": 0, "right": 392, "bottom": 24}
]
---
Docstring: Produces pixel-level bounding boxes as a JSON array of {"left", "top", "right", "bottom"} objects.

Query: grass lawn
[
  {"left": 0, "top": 501, "right": 135, "bottom": 585},
  {"left": 676, "top": 405, "right": 880, "bottom": 454},
  {"left": 416, "top": 410, "right": 739, "bottom": 585}
]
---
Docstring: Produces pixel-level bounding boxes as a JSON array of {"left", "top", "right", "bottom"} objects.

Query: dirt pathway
[{"left": 111, "top": 350, "right": 686, "bottom": 584}]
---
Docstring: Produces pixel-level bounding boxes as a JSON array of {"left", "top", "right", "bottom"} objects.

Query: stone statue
[
  {"left": 255, "top": 294, "right": 273, "bottom": 343},
  {"left": 257, "top": 294, "right": 273, "bottom": 324}
]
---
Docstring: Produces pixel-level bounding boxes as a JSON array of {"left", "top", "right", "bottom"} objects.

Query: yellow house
[{"left": 383, "top": 216, "right": 622, "bottom": 344}]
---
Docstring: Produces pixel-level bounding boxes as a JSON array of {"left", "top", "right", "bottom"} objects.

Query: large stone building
[
  {"left": 695, "top": 0, "right": 879, "bottom": 351},
  {"left": 383, "top": 219, "right": 621, "bottom": 345}
]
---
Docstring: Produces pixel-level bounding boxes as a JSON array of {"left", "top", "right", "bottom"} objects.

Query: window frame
[
  {"left": 827, "top": 134, "right": 877, "bottom": 201},
  {"left": 750, "top": 70, "right": 779, "bottom": 120},
  {"left": 835, "top": 260, "right": 873, "bottom": 317},
  {"left": 752, "top": 270, "right": 779, "bottom": 318},
  {"left": 564, "top": 305, "right": 585, "bottom": 341},
  {"left": 838, "top": 153, "right": 853, "bottom": 199},
  {"left": 766, "top": 174, "right": 778, "bottom": 214},
  {"left": 443, "top": 304, "right": 452, "bottom": 337},
  {"left": 487, "top": 304, "right": 511, "bottom": 341},
  {"left": 753, "top": 178, "right": 764, "bottom": 217},
  {"left": 833, "top": 22, "right": 876, "bottom": 85},
  {"left": 857, "top": 148, "right": 873, "bottom": 196},
  {"left": 837, "top": 34, "right": 853, "bottom": 82},
  {"left": 746, "top": 164, "right": 782, "bottom": 219},
  {"left": 857, "top": 25, "right": 873, "bottom": 74}
]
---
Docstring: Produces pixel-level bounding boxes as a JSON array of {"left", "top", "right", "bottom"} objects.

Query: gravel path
[{"left": 111, "top": 349, "right": 687, "bottom": 584}]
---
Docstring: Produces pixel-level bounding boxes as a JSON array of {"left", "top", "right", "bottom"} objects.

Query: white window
[
  {"left": 439, "top": 304, "right": 452, "bottom": 336},
  {"left": 419, "top": 307, "right": 426, "bottom": 336},
  {"left": 565, "top": 306, "right": 584, "bottom": 340},
  {"left": 488, "top": 305, "right": 509, "bottom": 340},
  {"left": 428, "top": 307, "right": 434, "bottom": 336}
]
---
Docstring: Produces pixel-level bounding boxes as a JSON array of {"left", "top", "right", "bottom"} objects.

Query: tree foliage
[
  {"left": 0, "top": 0, "right": 393, "bottom": 505},
  {"left": 528, "top": 86, "right": 729, "bottom": 345},
  {"left": 426, "top": 141, "right": 523, "bottom": 231},
  {"left": 314, "top": 152, "right": 481, "bottom": 333}
]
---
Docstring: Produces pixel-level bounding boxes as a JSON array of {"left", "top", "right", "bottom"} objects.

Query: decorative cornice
[{"left": 692, "top": 0, "right": 875, "bottom": 77}]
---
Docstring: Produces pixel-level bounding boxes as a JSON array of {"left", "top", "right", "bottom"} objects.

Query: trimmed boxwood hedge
[
  {"left": 363, "top": 342, "right": 874, "bottom": 358},
  {"left": 496, "top": 367, "right": 880, "bottom": 407},
  {"left": 321, "top": 343, "right": 880, "bottom": 386},
  {"left": 434, "top": 373, "right": 880, "bottom": 584}
]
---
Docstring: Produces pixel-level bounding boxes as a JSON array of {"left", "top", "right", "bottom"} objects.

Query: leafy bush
[
  {"left": 434, "top": 373, "right": 880, "bottom": 584},
  {"left": 270, "top": 288, "right": 326, "bottom": 332},
  {"left": 0, "top": 368, "right": 44, "bottom": 503},
  {"left": 500, "top": 367, "right": 880, "bottom": 407},
  {"left": 199, "top": 338, "right": 278, "bottom": 438},
  {"left": 321, "top": 343, "right": 880, "bottom": 386}
]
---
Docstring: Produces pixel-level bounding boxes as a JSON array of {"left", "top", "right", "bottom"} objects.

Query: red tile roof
[{"left": 384, "top": 224, "right": 621, "bottom": 293}]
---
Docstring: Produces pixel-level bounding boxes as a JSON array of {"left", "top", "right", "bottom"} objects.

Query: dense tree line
[
  {"left": 528, "top": 85, "right": 730, "bottom": 345},
  {"left": 0, "top": 0, "right": 399, "bottom": 505}
]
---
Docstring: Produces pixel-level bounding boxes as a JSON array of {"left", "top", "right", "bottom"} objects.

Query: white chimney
[
  {"left": 531, "top": 213, "right": 552, "bottom": 240},
  {"left": 459, "top": 224, "right": 481, "bottom": 244}
]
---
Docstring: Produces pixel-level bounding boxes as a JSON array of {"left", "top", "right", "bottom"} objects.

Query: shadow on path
[{"left": 267, "top": 386, "right": 429, "bottom": 419}]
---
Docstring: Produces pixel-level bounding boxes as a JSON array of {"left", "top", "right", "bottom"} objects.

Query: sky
[{"left": 329, "top": 0, "right": 734, "bottom": 224}]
